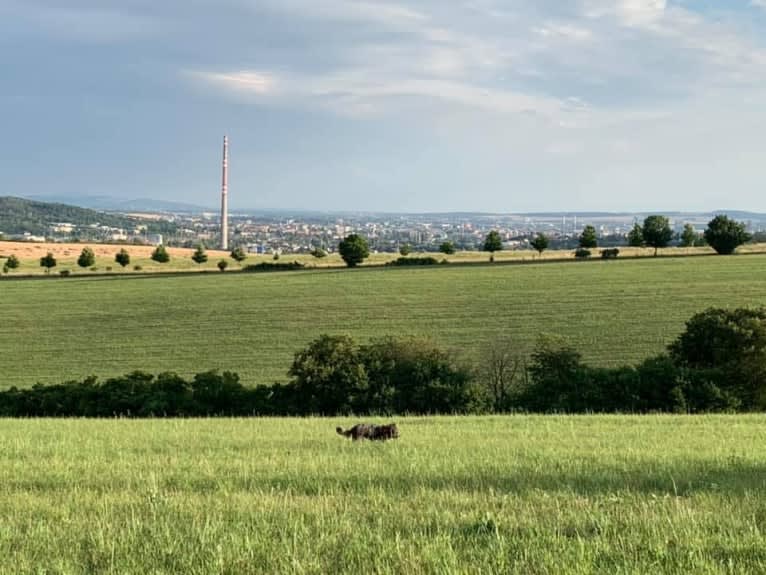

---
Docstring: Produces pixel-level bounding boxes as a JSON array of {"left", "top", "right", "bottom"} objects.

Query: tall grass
[{"left": 0, "top": 416, "right": 765, "bottom": 574}]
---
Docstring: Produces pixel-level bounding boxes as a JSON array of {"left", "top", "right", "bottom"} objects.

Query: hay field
[
  {"left": 1, "top": 255, "right": 766, "bottom": 388},
  {"left": 1, "top": 415, "right": 765, "bottom": 574}
]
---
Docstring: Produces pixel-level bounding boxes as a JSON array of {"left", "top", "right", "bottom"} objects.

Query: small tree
[
  {"left": 679, "top": 224, "right": 697, "bottom": 248},
  {"left": 40, "top": 252, "right": 57, "bottom": 274},
  {"left": 310, "top": 247, "right": 327, "bottom": 259},
  {"left": 483, "top": 231, "right": 503, "bottom": 262},
  {"left": 642, "top": 215, "right": 673, "bottom": 256},
  {"left": 578, "top": 225, "right": 598, "bottom": 249},
  {"left": 530, "top": 233, "right": 549, "bottom": 256},
  {"left": 115, "top": 249, "right": 130, "bottom": 269},
  {"left": 399, "top": 244, "right": 412, "bottom": 256},
  {"left": 439, "top": 241, "right": 456, "bottom": 255},
  {"left": 217, "top": 259, "right": 228, "bottom": 272},
  {"left": 77, "top": 247, "right": 95, "bottom": 269},
  {"left": 151, "top": 245, "right": 170, "bottom": 263},
  {"left": 230, "top": 246, "right": 247, "bottom": 265},
  {"left": 338, "top": 234, "right": 370, "bottom": 268},
  {"left": 627, "top": 223, "right": 644, "bottom": 247},
  {"left": 704, "top": 215, "right": 751, "bottom": 255},
  {"left": 192, "top": 245, "right": 208, "bottom": 266},
  {"left": 5, "top": 254, "right": 19, "bottom": 272}
]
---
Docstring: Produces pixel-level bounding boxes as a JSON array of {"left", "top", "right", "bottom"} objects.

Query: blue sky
[{"left": 2, "top": 0, "right": 766, "bottom": 212}]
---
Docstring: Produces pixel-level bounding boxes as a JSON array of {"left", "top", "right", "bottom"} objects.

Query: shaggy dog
[{"left": 336, "top": 423, "right": 400, "bottom": 441}]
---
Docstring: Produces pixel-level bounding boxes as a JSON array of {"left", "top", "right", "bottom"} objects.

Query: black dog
[{"left": 336, "top": 423, "right": 400, "bottom": 441}]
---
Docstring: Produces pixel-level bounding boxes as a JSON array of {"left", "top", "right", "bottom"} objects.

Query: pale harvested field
[{"left": 0, "top": 241, "right": 230, "bottom": 261}]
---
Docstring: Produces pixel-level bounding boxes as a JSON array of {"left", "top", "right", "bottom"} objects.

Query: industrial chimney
[{"left": 220, "top": 135, "right": 229, "bottom": 250}]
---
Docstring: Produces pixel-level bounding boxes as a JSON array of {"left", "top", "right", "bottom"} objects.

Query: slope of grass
[
  {"left": 2, "top": 255, "right": 766, "bottom": 388},
  {"left": 1, "top": 415, "right": 765, "bottom": 574}
]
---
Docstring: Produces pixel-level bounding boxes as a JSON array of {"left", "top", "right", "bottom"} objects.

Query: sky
[{"left": 1, "top": 0, "right": 766, "bottom": 213}]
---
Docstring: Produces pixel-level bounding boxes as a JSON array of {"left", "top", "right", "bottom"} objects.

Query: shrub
[
  {"left": 242, "top": 261, "right": 305, "bottom": 272},
  {"left": 133, "top": 265, "right": 142, "bottom": 271},
  {"left": 387, "top": 256, "right": 442, "bottom": 266},
  {"left": 574, "top": 248, "right": 591, "bottom": 259},
  {"left": 600, "top": 248, "right": 620, "bottom": 259},
  {"left": 59, "top": 270, "right": 71, "bottom": 277}
]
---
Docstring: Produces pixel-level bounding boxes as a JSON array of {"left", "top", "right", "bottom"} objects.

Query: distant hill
[
  {"left": 0, "top": 197, "right": 176, "bottom": 237},
  {"left": 24, "top": 194, "right": 212, "bottom": 213}
]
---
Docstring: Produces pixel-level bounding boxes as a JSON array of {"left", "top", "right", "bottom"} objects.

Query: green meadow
[
  {"left": 1, "top": 415, "right": 765, "bottom": 574},
  {"left": 2, "top": 255, "right": 766, "bottom": 388}
]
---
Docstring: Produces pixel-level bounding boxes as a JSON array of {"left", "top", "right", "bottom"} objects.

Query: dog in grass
[{"left": 336, "top": 423, "right": 400, "bottom": 441}]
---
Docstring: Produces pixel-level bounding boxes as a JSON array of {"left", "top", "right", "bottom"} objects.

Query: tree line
[{"left": 2, "top": 307, "right": 764, "bottom": 416}]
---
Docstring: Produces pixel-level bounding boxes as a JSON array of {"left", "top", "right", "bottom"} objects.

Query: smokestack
[{"left": 220, "top": 135, "right": 229, "bottom": 251}]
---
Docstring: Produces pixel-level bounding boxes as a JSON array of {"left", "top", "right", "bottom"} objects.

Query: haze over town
[{"left": 2, "top": 0, "right": 766, "bottom": 213}]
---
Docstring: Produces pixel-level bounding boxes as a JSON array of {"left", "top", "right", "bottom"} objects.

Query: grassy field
[
  {"left": 2, "top": 255, "right": 766, "bottom": 388},
  {"left": 1, "top": 415, "right": 765, "bottom": 574}
]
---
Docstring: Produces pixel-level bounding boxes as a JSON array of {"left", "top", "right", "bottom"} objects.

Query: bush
[
  {"left": 59, "top": 269, "right": 71, "bottom": 277},
  {"left": 387, "top": 256, "right": 442, "bottom": 266},
  {"left": 600, "top": 248, "right": 620, "bottom": 259},
  {"left": 242, "top": 261, "right": 305, "bottom": 272},
  {"left": 133, "top": 265, "right": 142, "bottom": 271},
  {"left": 574, "top": 248, "right": 591, "bottom": 259}
]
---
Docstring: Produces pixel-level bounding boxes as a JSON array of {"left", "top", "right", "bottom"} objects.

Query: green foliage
[
  {"left": 151, "top": 245, "right": 170, "bottom": 263},
  {"left": 289, "top": 335, "right": 476, "bottom": 415},
  {"left": 191, "top": 245, "right": 208, "bottom": 265},
  {"left": 530, "top": 233, "right": 549, "bottom": 255},
  {"left": 230, "top": 246, "right": 247, "bottom": 263},
  {"left": 627, "top": 223, "right": 644, "bottom": 247},
  {"left": 310, "top": 247, "right": 327, "bottom": 259},
  {"left": 0, "top": 196, "right": 177, "bottom": 236},
  {"left": 5, "top": 254, "right": 19, "bottom": 271},
  {"left": 482, "top": 231, "right": 503, "bottom": 258},
  {"left": 387, "top": 256, "right": 442, "bottom": 266},
  {"left": 76, "top": 247, "right": 95, "bottom": 268},
  {"left": 338, "top": 234, "right": 370, "bottom": 267},
  {"left": 574, "top": 248, "right": 591, "bottom": 259},
  {"left": 680, "top": 224, "right": 698, "bottom": 248},
  {"left": 39, "top": 252, "right": 56, "bottom": 273},
  {"left": 578, "top": 225, "right": 598, "bottom": 248},
  {"left": 242, "top": 261, "right": 305, "bottom": 272},
  {"left": 115, "top": 249, "right": 131, "bottom": 268},
  {"left": 399, "top": 244, "right": 412, "bottom": 256},
  {"left": 704, "top": 215, "right": 751, "bottom": 255},
  {"left": 669, "top": 307, "right": 766, "bottom": 409},
  {"left": 642, "top": 215, "right": 673, "bottom": 255},
  {"left": 439, "top": 241, "right": 456, "bottom": 255},
  {"left": 217, "top": 259, "right": 228, "bottom": 272}
]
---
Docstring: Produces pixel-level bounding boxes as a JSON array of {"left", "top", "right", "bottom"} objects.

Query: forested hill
[{"left": 0, "top": 197, "right": 175, "bottom": 236}]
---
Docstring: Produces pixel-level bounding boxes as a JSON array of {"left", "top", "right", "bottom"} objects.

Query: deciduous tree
[
  {"left": 115, "top": 249, "right": 130, "bottom": 269},
  {"left": 530, "top": 233, "right": 549, "bottom": 256},
  {"left": 40, "top": 252, "right": 56, "bottom": 274},
  {"left": 338, "top": 234, "right": 370, "bottom": 267},
  {"left": 151, "top": 245, "right": 170, "bottom": 263},
  {"left": 642, "top": 215, "right": 673, "bottom": 256},
  {"left": 704, "top": 215, "right": 751, "bottom": 255},
  {"left": 578, "top": 225, "right": 597, "bottom": 249},
  {"left": 483, "top": 231, "right": 503, "bottom": 262}
]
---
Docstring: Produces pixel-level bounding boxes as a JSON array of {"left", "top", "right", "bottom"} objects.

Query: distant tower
[{"left": 220, "top": 135, "right": 229, "bottom": 250}]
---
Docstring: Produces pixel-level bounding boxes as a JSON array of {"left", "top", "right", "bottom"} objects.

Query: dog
[{"left": 336, "top": 423, "right": 399, "bottom": 441}]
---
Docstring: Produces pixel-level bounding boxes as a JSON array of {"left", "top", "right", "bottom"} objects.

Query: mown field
[
  {"left": 1, "top": 415, "right": 765, "bottom": 574},
  {"left": 2, "top": 255, "right": 766, "bottom": 388}
]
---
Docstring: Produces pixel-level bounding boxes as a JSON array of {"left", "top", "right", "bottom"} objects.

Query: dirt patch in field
[{"left": 0, "top": 241, "right": 229, "bottom": 260}]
